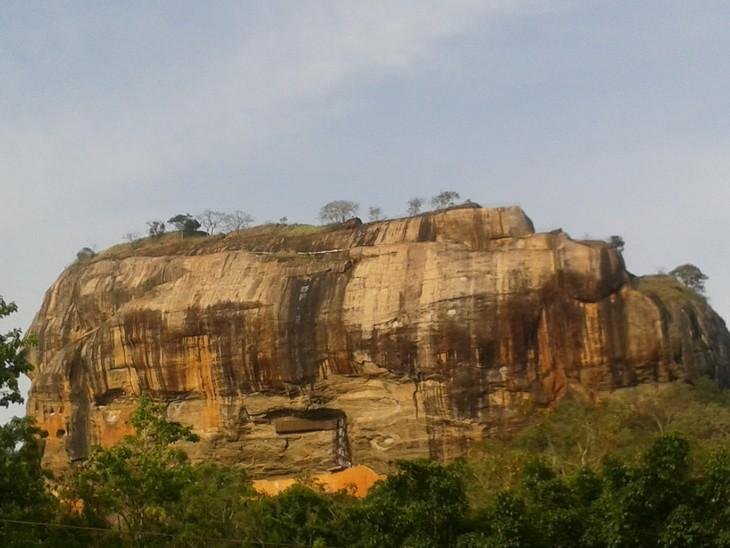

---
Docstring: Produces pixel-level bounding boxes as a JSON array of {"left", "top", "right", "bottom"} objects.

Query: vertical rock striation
[{"left": 26, "top": 206, "right": 730, "bottom": 476}]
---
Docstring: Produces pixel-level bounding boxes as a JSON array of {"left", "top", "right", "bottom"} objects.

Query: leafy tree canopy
[
  {"left": 431, "top": 190, "right": 461, "bottom": 209},
  {"left": 367, "top": 206, "right": 385, "bottom": 222},
  {"left": 66, "top": 394, "right": 199, "bottom": 535},
  {"left": 76, "top": 247, "right": 96, "bottom": 261},
  {"left": 167, "top": 214, "right": 201, "bottom": 235},
  {"left": 0, "top": 297, "right": 32, "bottom": 407},
  {"left": 0, "top": 298, "right": 64, "bottom": 545},
  {"left": 3, "top": 377, "right": 729, "bottom": 546},
  {"left": 358, "top": 459, "right": 468, "bottom": 547},
  {"left": 319, "top": 200, "right": 359, "bottom": 224},
  {"left": 608, "top": 235, "right": 625, "bottom": 252},
  {"left": 0, "top": 418, "right": 61, "bottom": 546},
  {"left": 670, "top": 263, "right": 708, "bottom": 294},
  {"left": 407, "top": 197, "right": 424, "bottom": 216},
  {"left": 146, "top": 220, "right": 166, "bottom": 237}
]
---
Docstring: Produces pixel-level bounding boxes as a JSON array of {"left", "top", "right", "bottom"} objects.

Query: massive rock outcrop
[{"left": 26, "top": 207, "right": 730, "bottom": 476}]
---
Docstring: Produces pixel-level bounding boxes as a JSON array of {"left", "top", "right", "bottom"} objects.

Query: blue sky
[{"left": 2, "top": 1, "right": 729, "bottom": 421}]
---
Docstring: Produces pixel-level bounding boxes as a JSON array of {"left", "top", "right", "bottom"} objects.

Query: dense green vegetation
[
  {"left": 0, "top": 382, "right": 728, "bottom": 546},
  {"left": 0, "top": 297, "right": 32, "bottom": 408}
]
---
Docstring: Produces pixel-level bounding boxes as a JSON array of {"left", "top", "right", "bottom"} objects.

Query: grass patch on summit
[
  {"left": 635, "top": 274, "right": 706, "bottom": 305},
  {"left": 93, "top": 231, "right": 215, "bottom": 260}
]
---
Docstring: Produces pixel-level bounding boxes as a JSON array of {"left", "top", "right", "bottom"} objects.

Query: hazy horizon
[{"left": 2, "top": 1, "right": 729, "bottom": 423}]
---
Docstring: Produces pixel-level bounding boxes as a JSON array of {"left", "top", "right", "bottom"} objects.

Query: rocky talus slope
[{"left": 26, "top": 207, "right": 730, "bottom": 476}]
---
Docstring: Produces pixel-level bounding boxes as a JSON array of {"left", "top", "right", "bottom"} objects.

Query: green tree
[
  {"left": 608, "top": 235, "right": 625, "bottom": 253},
  {"left": 167, "top": 214, "right": 201, "bottom": 235},
  {"left": 407, "top": 197, "right": 424, "bottom": 216},
  {"left": 482, "top": 491, "right": 536, "bottom": 548},
  {"left": 358, "top": 459, "right": 468, "bottom": 547},
  {"left": 146, "top": 220, "right": 166, "bottom": 237},
  {"left": 430, "top": 190, "right": 461, "bottom": 209},
  {"left": 76, "top": 247, "right": 97, "bottom": 261},
  {"left": 247, "top": 484, "right": 354, "bottom": 547},
  {"left": 583, "top": 434, "right": 693, "bottom": 548},
  {"left": 0, "top": 418, "right": 60, "bottom": 546},
  {"left": 669, "top": 449, "right": 730, "bottom": 547},
  {"left": 319, "top": 200, "right": 359, "bottom": 224},
  {"left": 659, "top": 505, "right": 711, "bottom": 548},
  {"left": 0, "top": 297, "right": 32, "bottom": 407},
  {"left": 67, "top": 395, "right": 199, "bottom": 539},
  {"left": 670, "top": 263, "right": 708, "bottom": 294},
  {"left": 367, "top": 206, "right": 385, "bottom": 221},
  {"left": 519, "top": 461, "right": 598, "bottom": 547},
  {"left": 0, "top": 298, "right": 66, "bottom": 545},
  {"left": 175, "top": 463, "right": 256, "bottom": 543}
]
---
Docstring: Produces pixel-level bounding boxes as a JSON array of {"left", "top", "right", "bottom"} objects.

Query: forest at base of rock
[{"left": 3, "top": 379, "right": 730, "bottom": 547}]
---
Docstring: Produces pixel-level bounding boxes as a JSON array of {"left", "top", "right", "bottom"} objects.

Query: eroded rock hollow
[{"left": 26, "top": 207, "right": 730, "bottom": 476}]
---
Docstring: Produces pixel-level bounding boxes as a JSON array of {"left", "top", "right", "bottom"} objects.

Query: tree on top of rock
[
  {"left": 319, "top": 200, "right": 359, "bottom": 224},
  {"left": 196, "top": 210, "right": 226, "bottom": 235},
  {"left": 220, "top": 210, "right": 254, "bottom": 232},
  {"left": 608, "top": 235, "right": 625, "bottom": 253},
  {"left": 168, "top": 214, "right": 201, "bottom": 235},
  {"left": 368, "top": 206, "right": 385, "bottom": 222},
  {"left": 670, "top": 264, "right": 708, "bottom": 294},
  {"left": 407, "top": 197, "right": 424, "bottom": 216},
  {"left": 430, "top": 191, "right": 460, "bottom": 210},
  {"left": 147, "top": 220, "right": 166, "bottom": 237}
]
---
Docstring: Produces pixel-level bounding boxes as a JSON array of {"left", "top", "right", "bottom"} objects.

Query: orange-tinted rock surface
[
  {"left": 253, "top": 464, "right": 384, "bottom": 498},
  {"left": 26, "top": 207, "right": 730, "bottom": 476}
]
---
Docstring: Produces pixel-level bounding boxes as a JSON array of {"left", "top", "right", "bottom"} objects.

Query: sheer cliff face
[{"left": 26, "top": 207, "right": 730, "bottom": 475}]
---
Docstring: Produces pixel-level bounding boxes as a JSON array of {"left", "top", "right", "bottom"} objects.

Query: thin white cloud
[{"left": 1, "top": 1, "right": 551, "bottom": 198}]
